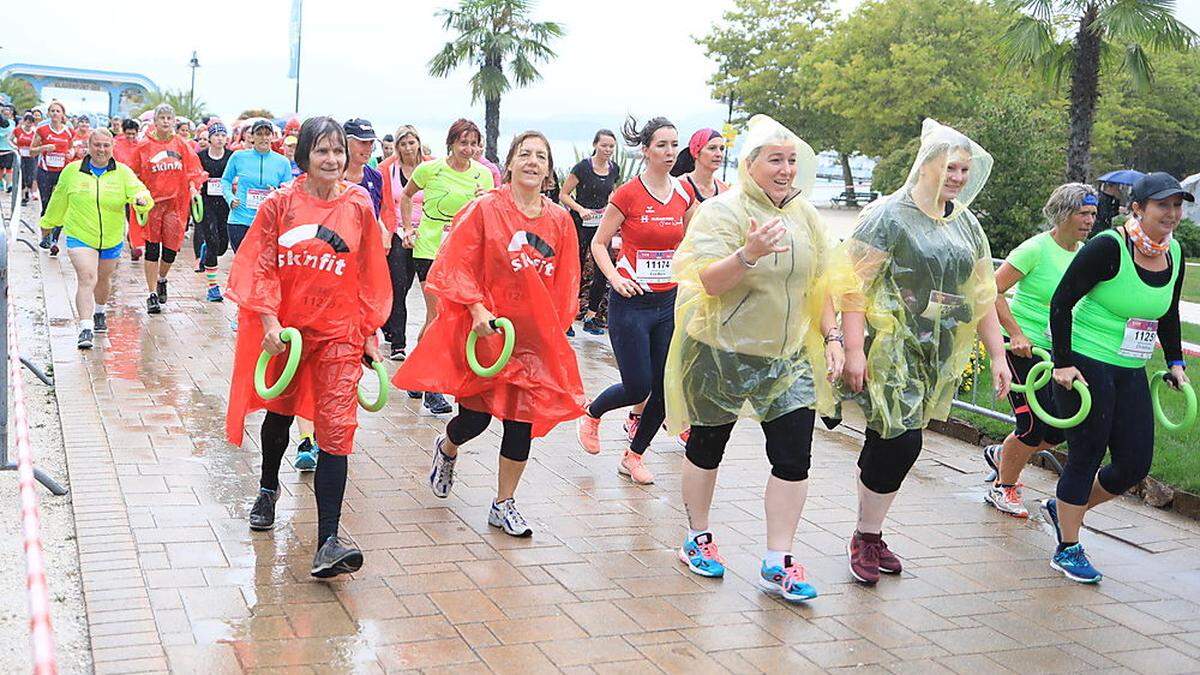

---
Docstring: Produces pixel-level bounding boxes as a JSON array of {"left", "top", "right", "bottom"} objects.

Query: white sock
[
  {"left": 93, "top": 304, "right": 106, "bottom": 316},
  {"left": 80, "top": 319, "right": 94, "bottom": 331},
  {"left": 856, "top": 477, "right": 898, "bottom": 535},
  {"left": 158, "top": 275, "right": 167, "bottom": 282},
  {"left": 687, "top": 529, "right": 711, "bottom": 543},
  {"left": 764, "top": 550, "right": 789, "bottom": 569}
]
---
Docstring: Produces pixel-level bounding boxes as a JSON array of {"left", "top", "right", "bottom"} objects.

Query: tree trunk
[
  {"left": 840, "top": 152, "right": 855, "bottom": 197},
  {"left": 1066, "top": 3, "right": 1102, "bottom": 183},
  {"left": 484, "top": 95, "right": 500, "bottom": 164}
]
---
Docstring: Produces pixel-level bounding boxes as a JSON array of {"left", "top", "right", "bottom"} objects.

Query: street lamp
[{"left": 188, "top": 51, "right": 200, "bottom": 115}]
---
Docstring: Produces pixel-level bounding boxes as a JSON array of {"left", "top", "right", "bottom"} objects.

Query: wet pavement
[{"left": 30, "top": 233, "right": 1200, "bottom": 674}]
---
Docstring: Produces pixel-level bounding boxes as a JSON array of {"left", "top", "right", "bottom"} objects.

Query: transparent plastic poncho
[
  {"left": 665, "top": 115, "right": 835, "bottom": 433},
  {"left": 828, "top": 119, "right": 996, "bottom": 439}
]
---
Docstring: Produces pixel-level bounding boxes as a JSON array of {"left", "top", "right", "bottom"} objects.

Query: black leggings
[
  {"left": 383, "top": 235, "right": 416, "bottom": 348},
  {"left": 1003, "top": 345, "right": 1066, "bottom": 448},
  {"left": 587, "top": 289, "right": 675, "bottom": 454},
  {"left": 1054, "top": 352, "right": 1154, "bottom": 506},
  {"left": 260, "top": 412, "right": 349, "bottom": 544},
  {"left": 576, "top": 225, "right": 609, "bottom": 313},
  {"left": 446, "top": 406, "right": 533, "bottom": 462},
  {"left": 143, "top": 243, "right": 177, "bottom": 264},
  {"left": 684, "top": 407, "right": 816, "bottom": 481},
  {"left": 20, "top": 157, "right": 37, "bottom": 190},
  {"left": 858, "top": 428, "right": 923, "bottom": 494},
  {"left": 194, "top": 201, "right": 230, "bottom": 267},
  {"left": 36, "top": 168, "right": 62, "bottom": 230}
]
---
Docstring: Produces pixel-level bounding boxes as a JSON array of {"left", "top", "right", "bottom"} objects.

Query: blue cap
[{"left": 207, "top": 122, "right": 228, "bottom": 136}]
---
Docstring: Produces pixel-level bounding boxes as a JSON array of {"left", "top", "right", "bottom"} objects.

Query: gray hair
[
  {"left": 1042, "top": 183, "right": 1098, "bottom": 229},
  {"left": 153, "top": 103, "right": 175, "bottom": 118},
  {"left": 89, "top": 128, "right": 114, "bottom": 141}
]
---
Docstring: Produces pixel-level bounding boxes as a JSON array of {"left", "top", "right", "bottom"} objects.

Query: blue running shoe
[
  {"left": 294, "top": 437, "right": 318, "bottom": 472},
  {"left": 678, "top": 532, "right": 725, "bottom": 578},
  {"left": 1052, "top": 543, "right": 1102, "bottom": 583},
  {"left": 1040, "top": 498, "right": 1062, "bottom": 546},
  {"left": 566, "top": 326, "right": 575, "bottom": 337},
  {"left": 582, "top": 318, "right": 605, "bottom": 335},
  {"left": 206, "top": 285, "right": 224, "bottom": 302},
  {"left": 758, "top": 555, "right": 818, "bottom": 602}
]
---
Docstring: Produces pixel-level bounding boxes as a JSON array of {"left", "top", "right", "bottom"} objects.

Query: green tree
[
  {"left": 0, "top": 77, "right": 41, "bottom": 112},
  {"left": 238, "top": 109, "right": 275, "bottom": 122},
  {"left": 997, "top": 0, "right": 1197, "bottom": 182},
  {"left": 428, "top": 0, "right": 564, "bottom": 162},
  {"left": 135, "top": 89, "right": 211, "bottom": 122}
]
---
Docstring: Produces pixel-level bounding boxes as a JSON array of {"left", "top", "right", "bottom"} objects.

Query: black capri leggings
[
  {"left": 857, "top": 428, "right": 923, "bottom": 494},
  {"left": 143, "top": 242, "right": 177, "bottom": 264},
  {"left": 446, "top": 406, "right": 533, "bottom": 463},
  {"left": 1054, "top": 352, "right": 1153, "bottom": 506},
  {"left": 1003, "top": 345, "right": 1066, "bottom": 448},
  {"left": 684, "top": 407, "right": 816, "bottom": 481}
]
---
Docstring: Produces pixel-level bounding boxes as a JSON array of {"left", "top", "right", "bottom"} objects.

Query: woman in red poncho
[
  {"left": 128, "top": 103, "right": 205, "bottom": 315},
  {"left": 394, "top": 131, "right": 584, "bottom": 537},
  {"left": 225, "top": 117, "right": 391, "bottom": 578}
]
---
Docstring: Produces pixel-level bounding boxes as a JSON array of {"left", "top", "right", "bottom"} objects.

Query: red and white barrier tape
[{"left": 6, "top": 197, "right": 58, "bottom": 673}]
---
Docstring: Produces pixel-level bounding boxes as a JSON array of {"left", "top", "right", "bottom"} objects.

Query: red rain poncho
[
  {"left": 225, "top": 176, "right": 392, "bottom": 455},
  {"left": 393, "top": 186, "right": 585, "bottom": 437},
  {"left": 113, "top": 135, "right": 146, "bottom": 248},
  {"left": 129, "top": 133, "right": 205, "bottom": 250}
]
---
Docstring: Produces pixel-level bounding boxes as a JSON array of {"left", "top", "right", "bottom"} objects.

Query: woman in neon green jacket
[{"left": 41, "top": 128, "right": 153, "bottom": 349}]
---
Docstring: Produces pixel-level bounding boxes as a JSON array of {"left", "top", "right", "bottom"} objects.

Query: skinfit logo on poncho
[
  {"left": 148, "top": 150, "right": 184, "bottom": 173},
  {"left": 277, "top": 224, "right": 351, "bottom": 276},
  {"left": 507, "top": 231, "right": 556, "bottom": 277}
]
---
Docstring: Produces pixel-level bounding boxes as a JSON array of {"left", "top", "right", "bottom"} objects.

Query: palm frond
[
  {"left": 999, "top": 14, "right": 1063, "bottom": 68},
  {"left": 1098, "top": 0, "right": 1198, "bottom": 50},
  {"left": 1120, "top": 42, "right": 1155, "bottom": 90}
]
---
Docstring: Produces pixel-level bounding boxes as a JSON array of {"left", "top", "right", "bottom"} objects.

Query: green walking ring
[
  {"left": 1008, "top": 345, "right": 1054, "bottom": 393},
  {"left": 1024, "top": 360, "right": 1091, "bottom": 429},
  {"left": 254, "top": 327, "right": 302, "bottom": 399},
  {"left": 467, "top": 318, "right": 515, "bottom": 378},
  {"left": 191, "top": 193, "right": 204, "bottom": 223},
  {"left": 1151, "top": 371, "right": 1197, "bottom": 432},
  {"left": 135, "top": 208, "right": 148, "bottom": 226},
  {"left": 359, "top": 360, "right": 389, "bottom": 412}
]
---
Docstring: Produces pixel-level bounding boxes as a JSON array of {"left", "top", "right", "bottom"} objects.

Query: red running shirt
[
  {"left": 608, "top": 176, "right": 692, "bottom": 292},
  {"left": 12, "top": 126, "right": 36, "bottom": 158},
  {"left": 35, "top": 125, "right": 74, "bottom": 172}
]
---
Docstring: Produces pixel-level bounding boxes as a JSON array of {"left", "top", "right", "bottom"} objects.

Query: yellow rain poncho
[
  {"left": 665, "top": 115, "right": 835, "bottom": 433},
  {"left": 829, "top": 119, "right": 996, "bottom": 439}
]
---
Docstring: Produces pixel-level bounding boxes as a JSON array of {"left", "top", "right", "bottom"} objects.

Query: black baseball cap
[
  {"left": 250, "top": 119, "right": 275, "bottom": 135},
  {"left": 1131, "top": 172, "right": 1195, "bottom": 204},
  {"left": 343, "top": 118, "right": 377, "bottom": 141}
]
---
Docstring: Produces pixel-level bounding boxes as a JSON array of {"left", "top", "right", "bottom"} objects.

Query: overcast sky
[{"left": 4, "top": 0, "right": 1198, "bottom": 142}]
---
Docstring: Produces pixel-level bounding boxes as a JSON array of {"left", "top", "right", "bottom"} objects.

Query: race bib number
[
  {"left": 582, "top": 210, "right": 603, "bottom": 227},
  {"left": 45, "top": 153, "right": 66, "bottom": 169},
  {"left": 636, "top": 250, "right": 674, "bottom": 284},
  {"left": 19, "top": 148, "right": 31, "bottom": 158},
  {"left": 207, "top": 178, "right": 223, "bottom": 196},
  {"left": 246, "top": 188, "right": 270, "bottom": 210},
  {"left": 1118, "top": 318, "right": 1157, "bottom": 360},
  {"left": 920, "top": 290, "right": 967, "bottom": 322}
]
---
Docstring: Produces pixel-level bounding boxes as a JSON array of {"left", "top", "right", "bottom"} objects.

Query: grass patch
[
  {"left": 952, "top": 351, "right": 1200, "bottom": 493},
  {"left": 1183, "top": 321, "right": 1200, "bottom": 346},
  {"left": 1184, "top": 265, "right": 1200, "bottom": 304}
]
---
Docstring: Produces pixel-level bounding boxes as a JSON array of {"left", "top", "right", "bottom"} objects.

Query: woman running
[
  {"left": 40, "top": 129, "right": 152, "bottom": 349},
  {"left": 378, "top": 125, "right": 429, "bottom": 361},
  {"left": 394, "top": 130, "right": 583, "bottom": 537},
  {"left": 666, "top": 115, "right": 841, "bottom": 602},
  {"left": 128, "top": 104, "right": 205, "bottom": 315},
  {"left": 113, "top": 118, "right": 145, "bottom": 260},
  {"left": 576, "top": 116, "right": 695, "bottom": 484},
  {"left": 672, "top": 128, "right": 728, "bottom": 203},
  {"left": 195, "top": 122, "right": 232, "bottom": 300},
  {"left": 397, "top": 118, "right": 495, "bottom": 415},
  {"left": 559, "top": 129, "right": 620, "bottom": 336},
  {"left": 13, "top": 113, "right": 38, "bottom": 206},
  {"left": 0, "top": 106, "right": 14, "bottom": 194},
  {"left": 1042, "top": 172, "right": 1190, "bottom": 584},
  {"left": 225, "top": 116, "right": 391, "bottom": 578},
  {"left": 70, "top": 115, "right": 92, "bottom": 161},
  {"left": 983, "top": 183, "right": 1097, "bottom": 518},
  {"left": 31, "top": 101, "right": 74, "bottom": 253},
  {"left": 832, "top": 119, "right": 1010, "bottom": 585}
]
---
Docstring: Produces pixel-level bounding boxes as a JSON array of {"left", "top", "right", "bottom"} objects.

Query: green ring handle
[
  {"left": 1025, "top": 360, "right": 1091, "bottom": 429},
  {"left": 466, "top": 317, "right": 515, "bottom": 378},
  {"left": 191, "top": 193, "right": 204, "bottom": 222},
  {"left": 1151, "top": 370, "right": 1197, "bottom": 432},
  {"left": 359, "top": 360, "right": 389, "bottom": 412},
  {"left": 135, "top": 207, "right": 148, "bottom": 226},
  {"left": 254, "top": 328, "right": 302, "bottom": 399},
  {"left": 1008, "top": 345, "right": 1053, "bottom": 394}
]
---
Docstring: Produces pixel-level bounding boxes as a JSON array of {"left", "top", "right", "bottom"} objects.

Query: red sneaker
[
  {"left": 847, "top": 531, "right": 881, "bottom": 584},
  {"left": 876, "top": 536, "right": 902, "bottom": 575}
]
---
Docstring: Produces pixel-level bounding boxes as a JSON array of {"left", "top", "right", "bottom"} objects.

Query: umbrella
[{"left": 1097, "top": 169, "right": 1145, "bottom": 186}]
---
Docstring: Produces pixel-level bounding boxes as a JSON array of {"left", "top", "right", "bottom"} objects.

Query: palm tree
[
  {"left": 428, "top": 0, "right": 564, "bottom": 162},
  {"left": 998, "top": 0, "right": 1196, "bottom": 182},
  {"left": 0, "top": 77, "right": 41, "bottom": 112}
]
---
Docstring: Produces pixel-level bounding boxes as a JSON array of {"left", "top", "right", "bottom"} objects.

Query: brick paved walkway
[{"left": 30, "top": 229, "right": 1200, "bottom": 674}]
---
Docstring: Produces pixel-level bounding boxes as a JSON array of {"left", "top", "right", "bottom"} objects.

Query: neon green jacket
[{"left": 40, "top": 157, "right": 153, "bottom": 250}]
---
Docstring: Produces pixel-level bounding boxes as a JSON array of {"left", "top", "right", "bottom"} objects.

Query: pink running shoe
[
  {"left": 577, "top": 414, "right": 601, "bottom": 455},
  {"left": 618, "top": 449, "right": 654, "bottom": 484},
  {"left": 623, "top": 413, "right": 641, "bottom": 443}
]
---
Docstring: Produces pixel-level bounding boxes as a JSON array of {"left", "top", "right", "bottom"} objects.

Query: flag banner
[{"left": 288, "top": 0, "right": 302, "bottom": 79}]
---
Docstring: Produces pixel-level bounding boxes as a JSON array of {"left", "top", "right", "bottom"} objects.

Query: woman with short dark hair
[{"left": 560, "top": 129, "right": 620, "bottom": 335}]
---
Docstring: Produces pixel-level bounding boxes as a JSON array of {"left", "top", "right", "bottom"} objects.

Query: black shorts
[
  {"left": 413, "top": 257, "right": 434, "bottom": 283},
  {"left": 1003, "top": 345, "right": 1066, "bottom": 448},
  {"left": 0, "top": 152, "right": 13, "bottom": 170}
]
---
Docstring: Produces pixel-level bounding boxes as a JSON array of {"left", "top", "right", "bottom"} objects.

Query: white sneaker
[
  {"left": 429, "top": 436, "right": 456, "bottom": 498},
  {"left": 488, "top": 498, "right": 532, "bottom": 537},
  {"left": 985, "top": 483, "right": 1029, "bottom": 518}
]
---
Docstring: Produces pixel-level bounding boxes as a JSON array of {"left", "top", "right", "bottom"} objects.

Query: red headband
[{"left": 689, "top": 128, "right": 721, "bottom": 159}]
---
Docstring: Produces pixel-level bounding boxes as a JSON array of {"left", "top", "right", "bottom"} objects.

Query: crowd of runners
[{"left": 6, "top": 97, "right": 1193, "bottom": 595}]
